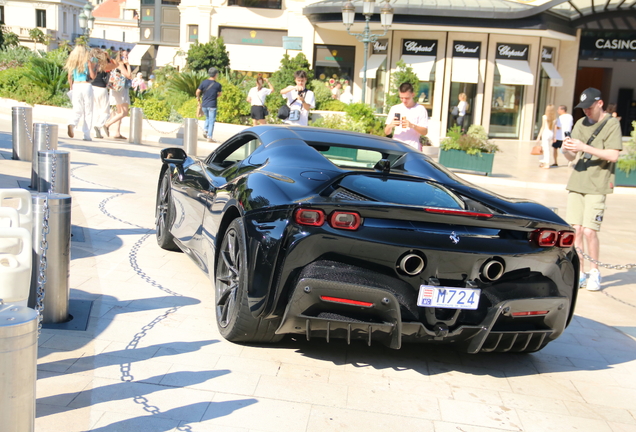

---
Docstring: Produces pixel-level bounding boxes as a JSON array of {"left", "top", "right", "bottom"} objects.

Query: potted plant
[
  {"left": 439, "top": 125, "right": 500, "bottom": 176},
  {"left": 616, "top": 121, "right": 636, "bottom": 187}
]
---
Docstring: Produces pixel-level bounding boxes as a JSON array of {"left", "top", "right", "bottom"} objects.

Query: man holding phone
[
  {"left": 385, "top": 82, "right": 429, "bottom": 150},
  {"left": 562, "top": 88, "right": 622, "bottom": 291}
]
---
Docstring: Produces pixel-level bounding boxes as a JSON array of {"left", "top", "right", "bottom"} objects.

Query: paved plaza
[{"left": 1, "top": 100, "right": 636, "bottom": 432}]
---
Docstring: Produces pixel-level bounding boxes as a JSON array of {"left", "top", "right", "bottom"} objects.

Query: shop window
[
  {"left": 188, "top": 25, "right": 198, "bottom": 42},
  {"left": 0, "top": 6, "right": 4, "bottom": 24},
  {"left": 372, "top": 68, "right": 387, "bottom": 113},
  {"left": 62, "top": 11, "right": 67, "bottom": 34},
  {"left": 36, "top": 9, "right": 46, "bottom": 28},
  {"left": 533, "top": 67, "right": 550, "bottom": 140},
  {"left": 228, "top": 0, "right": 282, "bottom": 9},
  {"left": 162, "top": 0, "right": 179, "bottom": 4},
  {"left": 314, "top": 45, "right": 355, "bottom": 95},
  {"left": 417, "top": 72, "right": 434, "bottom": 117},
  {"left": 489, "top": 69, "right": 524, "bottom": 139},
  {"left": 448, "top": 83, "right": 477, "bottom": 133}
]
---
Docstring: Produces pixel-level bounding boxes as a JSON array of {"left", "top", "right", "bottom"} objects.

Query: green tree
[
  {"left": 385, "top": 60, "right": 420, "bottom": 109},
  {"left": 217, "top": 77, "right": 250, "bottom": 124},
  {"left": 28, "top": 28, "right": 50, "bottom": 53},
  {"left": 265, "top": 52, "right": 313, "bottom": 118},
  {"left": 23, "top": 57, "right": 68, "bottom": 97},
  {"left": 2, "top": 26, "right": 20, "bottom": 49},
  {"left": 185, "top": 38, "right": 230, "bottom": 73},
  {"left": 166, "top": 70, "right": 207, "bottom": 96}
]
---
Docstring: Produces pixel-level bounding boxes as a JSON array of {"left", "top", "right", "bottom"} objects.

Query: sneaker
[
  {"left": 94, "top": 126, "right": 103, "bottom": 139},
  {"left": 579, "top": 272, "right": 587, "bottom": 289},
  {"left": 586, "top": 269, "right": 601, "bottom": 291}
]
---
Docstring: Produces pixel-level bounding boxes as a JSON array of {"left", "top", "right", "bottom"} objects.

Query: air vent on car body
[{"left": 331, "top": 188, "right": 371, "bottom": 201}]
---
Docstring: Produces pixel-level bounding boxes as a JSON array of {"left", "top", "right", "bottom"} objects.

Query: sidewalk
[{"left": 1, "top": 100, "right": 636, "bottom": 432}]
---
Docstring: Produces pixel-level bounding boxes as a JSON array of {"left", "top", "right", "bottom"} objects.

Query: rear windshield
[
  {"left": 338, "top": 175, "right": 464, "bottom": 209},
  {"left": 308, "top": 142, "right": 400, "bottom": 169}
]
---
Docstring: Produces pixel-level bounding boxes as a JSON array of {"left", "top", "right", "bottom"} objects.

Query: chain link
[
  {"left": 141, "top": 110, "right": 184, "bottom": 135},
  {"left": 575, "top": 247, "right": 636, "bottom": 270},
  {"left": 20, "top": 109, "right": 34, "bottom": 145}
]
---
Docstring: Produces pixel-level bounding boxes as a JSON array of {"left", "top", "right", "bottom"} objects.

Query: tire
[
  {"left": 155, "top": 169, "right": 180, "bottom": 251},
  {"left": 215, "top": 218, "right": 282, "bottom": 343}
]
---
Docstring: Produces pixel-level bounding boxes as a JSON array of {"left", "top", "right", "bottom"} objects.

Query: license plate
[{"left": 417, "top": 285, "right": 480, "bottom": 310}]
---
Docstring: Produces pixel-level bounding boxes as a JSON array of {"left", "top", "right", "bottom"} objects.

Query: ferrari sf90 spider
[{"left": 156, "top": 125, "right": 579, "bottom": 353}]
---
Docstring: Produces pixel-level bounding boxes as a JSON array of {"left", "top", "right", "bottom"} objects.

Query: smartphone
[
  {"left": 564, "top": 131, "right": 571, "bottom": 138},
  {"left": 394, "top": 113, "right": 401, "bottom": 121}
]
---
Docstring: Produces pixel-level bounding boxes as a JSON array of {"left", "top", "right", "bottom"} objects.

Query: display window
[{"left": 449, "top": 83, "right": 476, "bottom": 132}]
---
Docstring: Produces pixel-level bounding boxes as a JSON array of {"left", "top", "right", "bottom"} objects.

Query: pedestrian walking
[
  {"left": 65, "top": 45, "right": 96, "bottom": 141},
  {"left": 247, "top": 75, "right": 274, "bottom": 126},
  {"left": 90, "top": 48, "right": 115, "bottom": 139},
  {"left": 553, "top": 105, "right": 573, "bottom": 167},
  {"left": 103, "top": 51, "right": 132, "bottom": 140},
  {"left": 536, "top": 104, "right": 557, "bottom": 168},
  {"left": 562, "top": 88, "right": 622, "bottom": 291},
  {"left": 196, "top": 67, "right": 223, "bottom": 142},
  {"left": 280, "top": 70, "right": 315, "bottom": 126},
  {"left": 384, "top": 82, "right": 429, "bottom": 151}
]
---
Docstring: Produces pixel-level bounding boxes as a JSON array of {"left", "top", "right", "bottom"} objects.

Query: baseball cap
[{"left": 575, "top": 88, "right": 602, "bottom": 109}]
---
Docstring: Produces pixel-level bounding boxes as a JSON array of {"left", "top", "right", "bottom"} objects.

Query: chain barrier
[
  {"left": 576, "top": 247, "right": 636, "bottom": 270},
  {"left": 141, "top": 111, "right": 184, "bottom": 135},
  {"left": 20, "top": 109, "right": 34, "bottom": 145}
]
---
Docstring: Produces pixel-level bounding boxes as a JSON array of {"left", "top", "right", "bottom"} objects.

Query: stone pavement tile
[
  {"left": 572, "top": 380, "right": 636, "bottom": 410},
  {"left": 532, "top": 361, "right": 621, "bottom": 385},
  {"left": 429, "top": 361, "right": 513, "bottom": 392},
  {"left": 39, "top": 333, "right": 112, "bottom": 353},
  {"left": 386, "top": 376, "right": 454, "bottom": 399},
  {"left": 277, "top": 362, "right": 331, "bottom": 382},
  {"left": 68, "top": 377, "right": 214, "bottom": 422},
  {"left": 307, "top": 405, "right": 434, "bottom": 432},
  {"left": 160, "top": 363, "right": 258, "bottom": 395},
  {"left": 67, "top": 354, "right": 173, "bottom": 384},
  {"left": 88, "top": 411, "right": 180, "bottom": 432},
  {"left": 451, "top": 385, "right": 503, "bottom": 405},
  {"left": 528, "top": 352, "right": 578, "bottom": 368},
  {"left": 36, "top": 370, "right": 93, "bottom": 407},
  {"left": 177, "top": 422, "right": 249, "bottom": 432},
  {"left": 438, "top": 399, "right": 523, "bottom": 431},
  {"left": 499, "top": 391, "right": 570, "bottom": 415},
  {"left": 563, "top": 400, "right": 636, "bottom": 424},
  {"left": 215, "top": 354, "right": 282, "bottom": 376},
  {"left": 346, "top": 385, "right": 441, "bottom": 420},
  {"left": 434, "top": 422, "right": 517, "bottom": 432},
  {"left": 505, "top": 375, "right": 585, "bottom": 403},
  {"left": 458, "top": 352, "right": 539, "bottom": 376},
  {"left": 201, "top": 393, "right": 310, "bottom": 432},
  {"left": 35, "top": 404, "right": 106, "bottom": 432},
  {"left": 38, "top": 347, "right": 84, "bottom": 373},
  {"left": 343, "top": 348, "right": 431, "bottom": 381},
  {"left": 516, "top": 408, "right": 613, "bottom": 432},
  {"left": 570, "top": 331, "right": 636, "bottom": 353},
  {"left": 608, "top": 421, "right": 636, "bottom": 432},
  {"left": 537, "top": 340, "right": 608, "bottom": 362},
  {"left": 153, "top": 341, "right": 241, "bottom": 367},
  {"left": 255, "top": 375, "right": 348, "bottom": 407},
  {"left": 100, "top": 305, "right": 189, "bottom": 326},
  {"left": 238, "top": 340, "right": 348, "bottom": 370}
]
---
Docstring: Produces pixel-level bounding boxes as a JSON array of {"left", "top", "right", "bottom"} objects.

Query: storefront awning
[
  {"left": 541, "top": 62, "right": 564, "bottom": 87},
  {"left": 155, "top": 46, "right": 180, "bottom": 67},
  {"left": 358, "top": 55, "right": 386, "bottom": 79},
  {"left": 495, "top": 59, "right": 534, "bottom": 86},
  {"left": 401, "top": 55, "right": 436, "bottom": 81},
  {"left": 451, "top": 57, "right": 479, "bottom": 84},
  {"left": 128, "top": 44, "right": 151, "bottom": 66}
]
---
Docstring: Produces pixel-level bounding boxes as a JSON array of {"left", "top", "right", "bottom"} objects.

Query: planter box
[
  {"left": 438, "top": 149, "right": 495, "bottom": 176},
  {"left": 616, "top": 169, "right": 636, "bottom": 187}
]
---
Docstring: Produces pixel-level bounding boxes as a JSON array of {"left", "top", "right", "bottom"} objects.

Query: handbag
[
  {"left": 107, "top": 70, "right": 126, "bottom": 92},
  {"left": 451, "top": 106, "right": 459, "bottom": 117},
  {"left": 530, "top": 145, "right": 543, "bottom": 155},
  {"left": 277, "top": 104, "right": 291, "bottom": 120},
  {"left": 255, "top": 92, "right": 269, "bottom": 117}
]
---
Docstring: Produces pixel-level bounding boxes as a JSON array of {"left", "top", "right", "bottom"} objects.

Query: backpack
[{"left": 107, "top": 70, "right": 126, "bottom": 92}]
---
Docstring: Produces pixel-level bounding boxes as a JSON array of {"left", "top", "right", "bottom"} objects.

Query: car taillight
[
  {"left": 558, "top": 230, "right": 575, "bottom": 247},
  {"left": 511, "top": 310, "right": 549, "bottom": 317},
  {"left": 532, "top": 229, "right": 558, "bottom": 247},
  {"left": 294, "top": 208, "right": 325, "bottom": 226},
  {"left": 329, "top": 211, "right": 361, "bottom": 230}
]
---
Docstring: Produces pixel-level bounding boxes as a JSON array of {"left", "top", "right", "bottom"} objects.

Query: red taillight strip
[
  {"left": 425, "top": 208, "right": 493, "bottom": 218},
  {"left": 294, "top": 208, "right": 325, "bottom": 226},
  {"left": 511, "top": 311, "right": 549, "bottom": 317},
  {"left": 320, "top": 295, "right": 374, "bottom": 308},
  {"left": 329, "top": 211, "right": 362, "bottom": 230}
]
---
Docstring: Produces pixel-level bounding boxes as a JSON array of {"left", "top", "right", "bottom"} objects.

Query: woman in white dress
[
  {"left": 456, "top": 92, "right": 469, "bottom": 133},
  {"left": 536, "top": 104, "right": 557, "bottom": 169}
]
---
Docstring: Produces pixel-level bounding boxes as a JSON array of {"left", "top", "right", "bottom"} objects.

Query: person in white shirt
[
  {"left": 456, "top": 92, "right": 469, "bottom": 132},
  {"left": 554, "top": 105, "right": 573, "bottom": 167},
  {"left": 280, "top": 70, "right": 316, "bottom": 126},
  {"left": 247, "top": 75, "right": 274, "bottom": 126},
  {"left": 384, "top": 82, "right": 429, "bottom": 151}
]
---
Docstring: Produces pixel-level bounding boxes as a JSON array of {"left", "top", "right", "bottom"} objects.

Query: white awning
[
  {"left": 401, "top": 55, "right": 436, "bottom": 81},
  {"left": 127, "top": 44, "right": 151, "bottom": 66},
  {"left": 358, "top": 55, "right": 386, "bottom": 79},
  {"left": 155, "top": 46, "right": 180, "bottom": 67},
  {"left": 541, "top": 62, "right": 564, "bottom": 87},
  {"left": 495, "top": 59, "right": 534, "bottom": 86},
  {"left": 227, "top": 44, "right": 286, "bottom": 72},
  {"left": 451, "top": 57, "right": 479, "bottom": 84}
]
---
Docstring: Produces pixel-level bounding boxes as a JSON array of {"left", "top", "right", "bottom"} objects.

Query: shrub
[
  {"left": 185, "top": 38, "right": 230, "bottom": 73},
  {"left": 0, "top": 46, "right": 36, "bottom": 68},
  {"left": 317, "top": 99, "right": 347, "bottom": 112},
  {"left": 311, "top": 79, "right": 332, "bottom": 106},
  {"left": 217, "top": 77, "right": 250, "bottom": 124},
  {"left": 23, "top": 57, "right": 68, "bottom": 98},
  {"left": 311, "top": 114, "right": 366, "bottom": 134},
  {"left": 617, "top": 121, "right": 636, "bottom": 175},
  {"left": 385, "top": 60, "right": 420, "bottom": 110},
  {"left": 441, "top": 125, "right": 499, "bottom": 155},
  {"left": 132, "top": 96, "right": 171, "bottom": 121},
  {"left": 344, "top": 102, "right": 384, "bottom": 136},
  {"left": 178, "top": 98, "right": 205, "bottom": 120},
  {"left": 167, "top": 70, "right": 208, "bottom": 97}
]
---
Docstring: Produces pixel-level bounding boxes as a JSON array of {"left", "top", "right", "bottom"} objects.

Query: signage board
[
  {"left": 453, "top": 41, "right": 480, "bottom": 58},
  {"left": 495, "top": 43, "right": 529, "bottom": 61},
  {"left": 402, "top": 39, "right": 437, "bottom": 57}
]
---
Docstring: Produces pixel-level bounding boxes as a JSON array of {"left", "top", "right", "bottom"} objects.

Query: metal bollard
[
  {"left": 30, "top": 123, "right": 59, "bottom": 189},
  {"left": 12, "top": 106, "right": 33, "bottom": 161},
  {"left": 129, "top": 107, "right": 143, "bottom": 144},
  {"left": 37, "top": 150, "right": 71, "bottom": 195},
  {"left": 183, "top": 118, "right": 198, "bottom": 155},
  {"left": 28, "top": 193, "right": 71, "bottom": 324},
  {"left": 0, "top": 303, "right": 37, "bottom": 432}
]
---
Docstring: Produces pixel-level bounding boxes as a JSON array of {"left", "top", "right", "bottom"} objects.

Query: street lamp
[
  {"left": 342, "top": 0, "right": 393, "bottom": 103},
  {"left": 79, "top": 2, "right": 95, "bottom": 36}
]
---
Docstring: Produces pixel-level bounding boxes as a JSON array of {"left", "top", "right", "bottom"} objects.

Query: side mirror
[{"left": 160, "top": 147, "right": 187, "bottom": 165}]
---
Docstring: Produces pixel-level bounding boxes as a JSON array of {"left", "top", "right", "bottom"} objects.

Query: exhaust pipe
[
  {"left": 482, "top": 259, "right": 505, "bottom": 281},
  {"left": 398, "top": 253, "right": 425, "bottom": 276}
]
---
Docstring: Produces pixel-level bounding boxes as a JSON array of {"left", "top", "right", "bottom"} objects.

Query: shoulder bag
[
  {"left": 255, "top": 91, "right": 269, "bottom": 117},
  {"left": 107, "top": 70, "right": 126, "bottom": 92},
  {"left": 278, "top": 96, "right": 297, "bottom": 120},
  {"left": 582, "top": 114, "right": 611, "bottom": 160},
  {"left": 451, "top": 106, "right": 459, "bottom": 117}
]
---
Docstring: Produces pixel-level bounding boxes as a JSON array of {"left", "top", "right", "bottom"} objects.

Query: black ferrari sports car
[{"left": 156, "top": 125, "right": 579, "bottom": 353}]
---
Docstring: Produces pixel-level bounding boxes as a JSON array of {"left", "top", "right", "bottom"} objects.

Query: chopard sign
[
  {"left": 542, "top": 47, "right": 554, "bottom": 62},
  {"left": 453, "top": 41, "right": 480, "bottom": 58},
  {"left": 496, "top": 43, "right": 529, "bottom": 60},
  {"left": 402, "top": 39, "right": 438, "bottom": 56}
]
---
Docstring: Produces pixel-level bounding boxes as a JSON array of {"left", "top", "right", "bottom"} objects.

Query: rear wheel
[
  {"left": 155, "top": 169, "right": 180, "bottom": 251},
  {"left": 215, "top": 218, "right": 281, "bottom": 342}
]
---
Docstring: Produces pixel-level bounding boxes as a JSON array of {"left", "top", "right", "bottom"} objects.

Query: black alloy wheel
[{"left": 155, "top": 169, "right": 179, "bottom": 251}]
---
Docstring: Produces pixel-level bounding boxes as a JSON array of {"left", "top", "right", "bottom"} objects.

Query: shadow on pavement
[{"left": 62, "top": 142, "right": 161, "bottom": 160}]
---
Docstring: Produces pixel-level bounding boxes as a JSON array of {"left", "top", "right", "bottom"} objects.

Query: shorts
[
  {"left": 110, "top": 88, "right": 130, "bottom": 106},
  {"left": 250, "top": 105, "right": 267, "bottom": 120},
  {"left": 566, "top": 192, "right": 606, "bottom": 231},
  {"left": 552, "top": 140, "right": 563, "bottom": 149}
]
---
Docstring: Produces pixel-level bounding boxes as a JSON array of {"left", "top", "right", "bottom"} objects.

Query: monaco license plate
[{"left": 417, "top": 285, "right": 481, "bottom": 310}]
